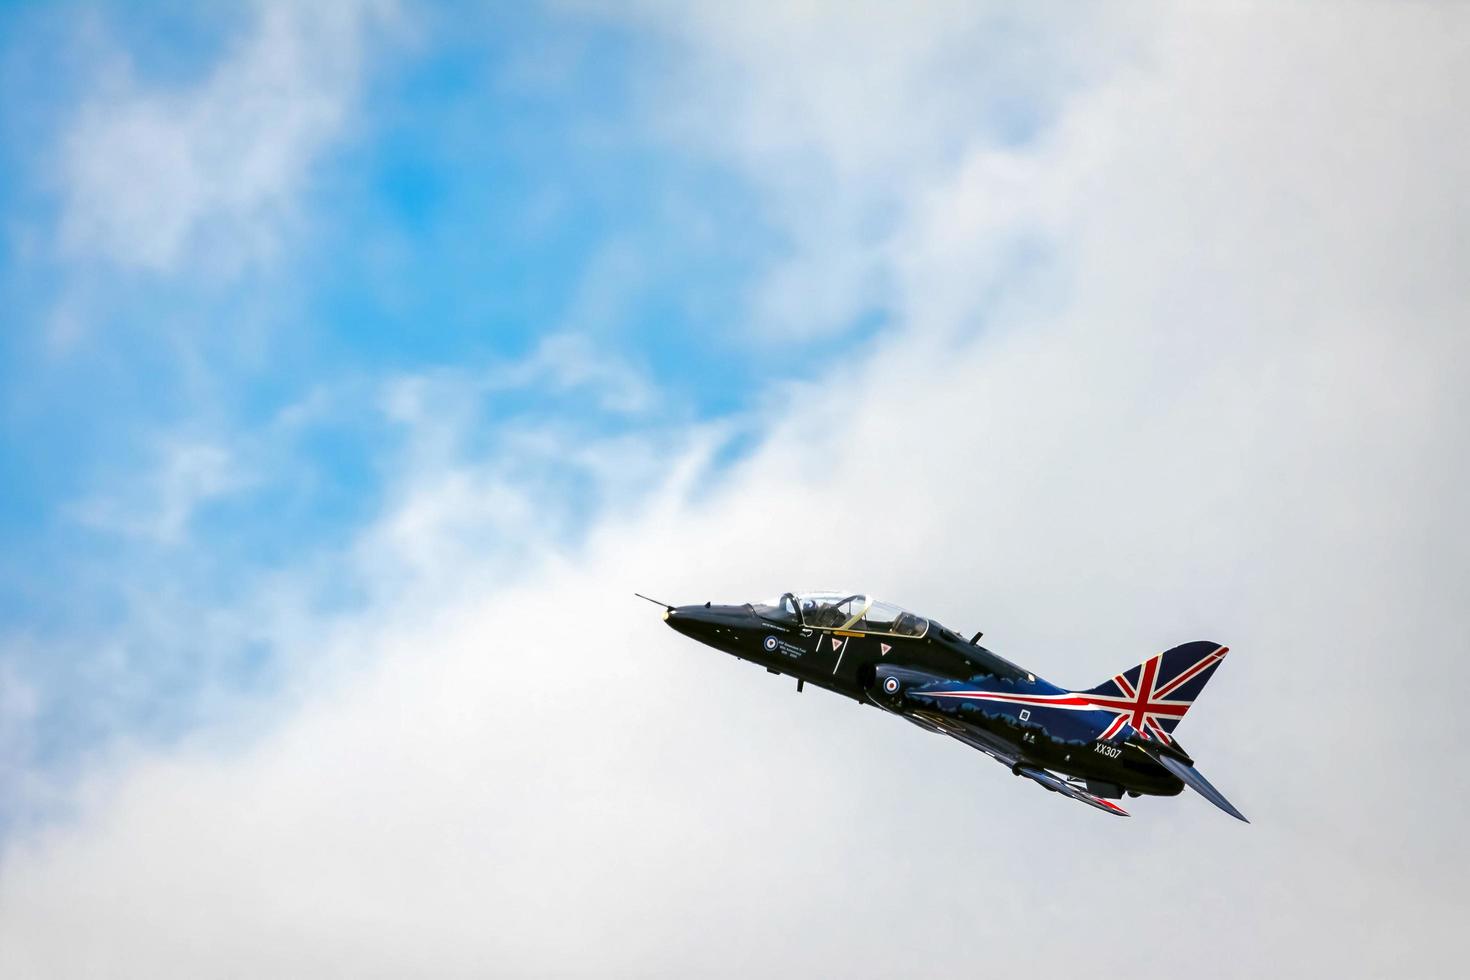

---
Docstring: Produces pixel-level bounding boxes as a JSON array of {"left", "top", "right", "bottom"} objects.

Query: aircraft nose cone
[
  {"left": 664, "top": 604, "right": 758, "bottom": 646},
  {"left": 664, "top": 604, "right": 717, "bottom": 637},
  {"left": 663, "top": 604, "right": 694, "bottom": 635}
]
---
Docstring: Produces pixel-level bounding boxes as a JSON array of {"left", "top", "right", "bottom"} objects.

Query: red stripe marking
[
  {"left": 1114, "top": 671, "right": 1137, "bottom": 699},
  {"left": 1097, "top": 714, "right": 1129, "bottom": 741},
  {"left": 1153, "top": 646, "right": 1228, "bottom": 699},
  {"left": 1083, "top": 696, "right": 1191, "bottom": 717},
  {"left": 1146, "top": 717, "right": 1173, "bottom": 744},
  {"left": 921, "top": 691, "right": 1096, "bottom": 707}
]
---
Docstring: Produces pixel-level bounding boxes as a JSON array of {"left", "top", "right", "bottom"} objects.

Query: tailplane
[
  {"left": 1080, "top": 641, "right": 1228, "bottom": 743},
  {"left": 1152, "top": 753, "right": 1249, "bottom": 822}
]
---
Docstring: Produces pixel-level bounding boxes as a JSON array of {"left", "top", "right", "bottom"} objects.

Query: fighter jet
[{"left": 641, "top": 591, "right": 1246, "bottom": 820}]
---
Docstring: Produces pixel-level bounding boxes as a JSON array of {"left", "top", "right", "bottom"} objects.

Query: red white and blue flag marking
[
  {"left": 1084, "top": 645, "right": 1228, "bottom": 743},
  {"left": 916, "top": 644, "right": 1229, "bottom": 744}
]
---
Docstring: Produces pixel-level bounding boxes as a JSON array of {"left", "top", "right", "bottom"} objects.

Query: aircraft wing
[
  {"left": 877, "top": 667, "right": 1129, "bottom": 818},
  {"left": 1015, "top": 765, "right": 1130, "bottom": 817},
  {"left": 897, "top": 709, "right": 1129, "bottom": 817},
  {"left": 901, "top": 708, "right": 1020, "bottom": 766}
]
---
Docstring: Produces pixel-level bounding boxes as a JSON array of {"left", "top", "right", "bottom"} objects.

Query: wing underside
[
  {"left": 900, "top": 709, "right": 1129, "bottom": 817},
  {"left": 902, "top": 709, "right": 1017, "bottom": 762},
  {"left": 1015, "top": 765, "right": 1129, "bottom": 817}
]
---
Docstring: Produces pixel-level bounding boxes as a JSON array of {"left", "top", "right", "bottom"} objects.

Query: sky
[{"left": 0, "top": 1, "right": 1466, "bottom": 976}]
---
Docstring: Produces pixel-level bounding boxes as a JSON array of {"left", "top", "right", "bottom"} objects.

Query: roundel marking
[
  {"left": 883, "top": 676, "right": 900, "bottom": 694},
  {"left": 764, "top": 636, "right": 779, "bottom": 651}
]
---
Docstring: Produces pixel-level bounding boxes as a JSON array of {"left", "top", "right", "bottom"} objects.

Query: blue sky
[
  {"left": 2, "top": 4, "right": 1467, "bottom": 975},
  {"left": 0, "top": 2, "right": 819, "bottom": 786},
  {"left": 0, "top": 2, "right": 1098, "bottom": 797}
]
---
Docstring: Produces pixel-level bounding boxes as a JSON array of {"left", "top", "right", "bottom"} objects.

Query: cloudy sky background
[{"left": 1, "top": 2, "right": 1466, "bottom": 976}]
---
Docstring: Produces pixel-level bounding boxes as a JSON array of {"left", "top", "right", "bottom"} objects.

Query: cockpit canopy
[{"left": 752, "top": 592, "right": 930, "bottom": 638}]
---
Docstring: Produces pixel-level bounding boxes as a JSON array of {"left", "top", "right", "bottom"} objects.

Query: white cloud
[
  {"left": 615, "top": 1, "right": 1127, "bottom": 337},
  {"left": 70, "top": 439, "right": 246, "bottom": 546},
  {"left": 0, "top": 664, "right": 39, "bottom": 808},
  {"left": 483, "top": 331, "right": 656, "bottom": 416},
  {"left": 3, "top": 3, "right": 1469, "bottom": 977},
  {"left": 360, "top": 355, "right": 671, "bottom": 594},
  {"left": 58, "top": 2, "right": 393, "bottom": 274},
  {"left": 64, "top": 326, "right": 652, "bottom": 556}
]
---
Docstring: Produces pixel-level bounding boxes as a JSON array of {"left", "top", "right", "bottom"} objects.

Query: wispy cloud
[
  {"left": 69, "top": 439, "right": 246, "bottom": 546},
  {"left": 6, "top": 328, "right": 678, "bottom": 804},
  {"left": 613, "top": 1, "right": 1122, "bottom": 337},
  {"left": 58, "top": 2, "right": 394, "bottom": 275}
]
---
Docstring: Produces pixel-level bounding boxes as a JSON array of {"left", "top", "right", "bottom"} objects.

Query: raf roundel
[
  {"left": 883, "top": 676, "right": 900, "bottom": 694},
  {"left": 763, "top": 636, "right": 779, "bottom": 651}
]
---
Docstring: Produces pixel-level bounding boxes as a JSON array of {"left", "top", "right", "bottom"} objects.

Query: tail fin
[{"left": 1081, "top": 641, "right": 1228, "bottom": 744}]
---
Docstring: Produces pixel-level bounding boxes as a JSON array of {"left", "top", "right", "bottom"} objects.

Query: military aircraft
[{"left": 640, "top": 591, "right": 1246, "bottom": 821}]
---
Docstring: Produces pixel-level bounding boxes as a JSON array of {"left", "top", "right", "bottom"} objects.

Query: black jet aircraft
[{"left": 641, "top": 591, "right": 1246, "bottom": 820}]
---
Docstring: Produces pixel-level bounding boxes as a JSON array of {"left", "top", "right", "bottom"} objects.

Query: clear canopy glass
[{"left": 754, "top": 592, "right": 929, "bottom": 638}]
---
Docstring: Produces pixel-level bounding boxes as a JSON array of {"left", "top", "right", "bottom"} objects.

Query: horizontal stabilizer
[
  {"left": 1155, "top": 753, "right": 1249, "bottom": 823},
  {"left": 1017, "top": 766, "right": 1129, "bottom": 817}
]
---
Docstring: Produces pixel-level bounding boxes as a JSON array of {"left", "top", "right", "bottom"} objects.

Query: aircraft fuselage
[{"left": 664, "top": 601, "right": 1185, "bottom": 800}]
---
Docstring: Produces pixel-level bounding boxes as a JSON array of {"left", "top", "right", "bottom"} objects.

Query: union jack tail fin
[{"left": 1080, "top": 641, "right": 1229, "bottom": 744}]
